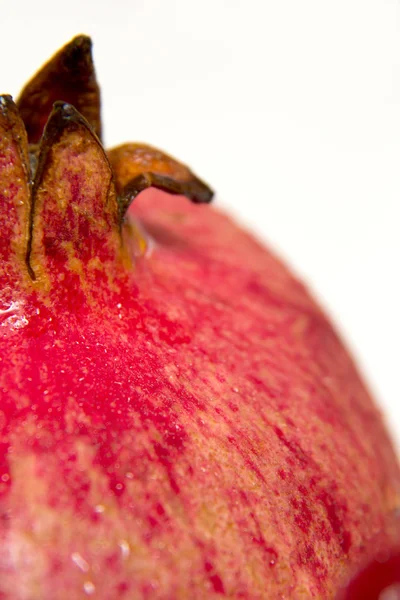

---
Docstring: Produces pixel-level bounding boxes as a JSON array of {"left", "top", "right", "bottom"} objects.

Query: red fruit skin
[
  {"left": 0, "top": 180, "right": 400, "bottom": 599},
  {"left": 337, "top": 550, "right": 400, "bottom": 599}
]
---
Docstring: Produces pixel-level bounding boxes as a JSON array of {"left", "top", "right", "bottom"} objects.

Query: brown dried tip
[
  {"left": 0, "top": 95, "right": 30, "bottom": 285},
  {"left": 27, "top": 102, "right": 119, "bottom": 284},
  {"left": 1, "top": 35, "right": 213, "bottom": 289},
  {"left": 17, "top": 35, "right": 101, "bottom": 145},
  {"left": 108, "top": 144, "right": 213, "bottom": 219}
]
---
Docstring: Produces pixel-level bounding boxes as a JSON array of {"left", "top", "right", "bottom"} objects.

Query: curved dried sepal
[
  {"left": 17, "top": 35, "right": 101, "bottom": 145},
  {"left": 107, "top": 144, "right": 213, "bottom": 219},
  {"left": 27, "top": 103, "right": 120, "bottom": 290},
  {"left": 0, "top": 96, "right": 31, "bottom": 287}
]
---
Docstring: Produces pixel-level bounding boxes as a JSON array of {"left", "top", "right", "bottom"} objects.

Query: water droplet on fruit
[
  {"left": 0, "top": 301, "right": 29, "bottom": 332},
  {"left": 83, "top": 581, "right": 95, "bottom": 595},
  {"left": 71, "top": 552, "right": 90, "bottom": 572},
  {"left": 94, "top": 504, "right": 105, "bottom": 513},
  {"left": 119, "top": 539, "right": 130, "bottom": 558},
  {"left": 379, "top": 584, "right": 400, "bottom": 600},
  {"left": 376, "top": 549, "right": 391, "bottom": 564},
  {"left": 232, "top": 387, "right": 239, "bottom": 393}
]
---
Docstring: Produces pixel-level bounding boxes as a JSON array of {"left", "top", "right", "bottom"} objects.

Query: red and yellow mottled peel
[{"left": 0, "top": 36, "right": 399, "bottom": 599}]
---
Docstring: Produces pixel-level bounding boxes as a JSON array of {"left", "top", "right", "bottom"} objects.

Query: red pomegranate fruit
[{"left": 0, "top": 35, "right": 399, "bottom": 599}]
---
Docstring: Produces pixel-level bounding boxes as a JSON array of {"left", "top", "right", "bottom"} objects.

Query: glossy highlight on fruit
[{"left": 0, "top": 35, "right": 399, "bottom": 599}]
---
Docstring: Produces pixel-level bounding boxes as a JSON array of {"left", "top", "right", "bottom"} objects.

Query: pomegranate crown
[{"left": 0, "top": 35, "right": 213, "bottom": 289}]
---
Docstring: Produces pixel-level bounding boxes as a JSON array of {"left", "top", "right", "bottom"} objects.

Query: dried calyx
[{"left": 0, "top": 35, "right": 213, "bottom": 285}]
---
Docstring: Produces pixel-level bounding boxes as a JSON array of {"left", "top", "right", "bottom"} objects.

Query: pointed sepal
[
  {"left": 0, "top": 96, "right": 31, "bottom": 290},
  {"left": 107, "top": 144, "right": 213, "bottom": 219},
  {"left": 17, "top": 35, "right": 101, "bottom": 144},
  {"left": 27, "top": 103, "right": 120, "bottom": 296}
]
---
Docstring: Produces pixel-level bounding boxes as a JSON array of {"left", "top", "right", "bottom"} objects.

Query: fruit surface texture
[{"left": 0, "top": 36, "right": 399, "bottom": 599}]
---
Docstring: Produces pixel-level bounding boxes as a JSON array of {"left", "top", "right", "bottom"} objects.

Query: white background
[{"left": 1, "top": 0, "right": 399, "bottom": 448}]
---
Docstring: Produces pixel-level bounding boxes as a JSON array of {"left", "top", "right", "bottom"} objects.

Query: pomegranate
[{"left": 0, "top": 35, "right": 399, "bottom": 599}]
